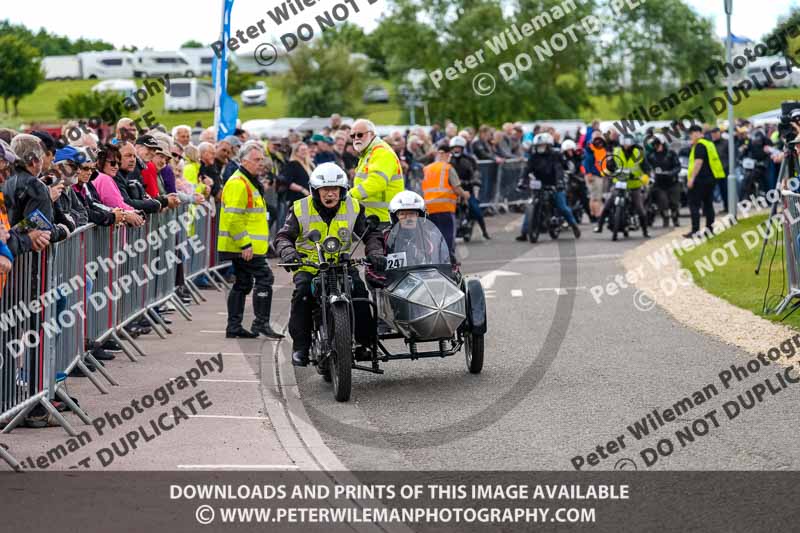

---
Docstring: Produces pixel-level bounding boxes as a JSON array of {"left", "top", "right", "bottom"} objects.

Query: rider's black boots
[
  {"left": 478, "top": 218, "right": 491, "bottom": 240},
  {"left": 570, "top": 222, "right": 581, "bottom": 239},
  {"left": 640, "top": 216, "right": 650, "bottom": 238},
  {"left": 593, "top": 217, "right": 605, "bottom": 233}
]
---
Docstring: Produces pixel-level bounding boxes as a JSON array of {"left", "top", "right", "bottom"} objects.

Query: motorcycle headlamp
[{"left": 322, "top": 236, "right": 342, "bottom": 254}]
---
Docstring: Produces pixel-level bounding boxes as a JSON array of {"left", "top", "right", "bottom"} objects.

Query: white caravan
[
  {"left": 164, "top": 78, "right": 215, "bottom": 112},
  {"left": 42, "top": 55, "right": 81, "bottom": 80},
  {"left": 179, "top": 48, "right": 216, "bottom": 77},
  {"left": 133, "top": 51, "right": 192, "bottom": 78},
  {"left": 78, "top": 51, "right": 135, "bottom": 79}
]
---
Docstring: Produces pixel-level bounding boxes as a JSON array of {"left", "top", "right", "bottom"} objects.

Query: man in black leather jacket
[{"left": 645, "top": 134, "right": 681, "bottom": 228}]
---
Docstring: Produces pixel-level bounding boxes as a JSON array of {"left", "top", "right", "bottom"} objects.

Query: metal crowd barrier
[
  {"left": 0, "top": 200, "right": 228, "bottom": 470},
  {"left": 476, "top": 158, "right": 527, "bottom": 212},
  {"left": 775, "top": 190, "right": 800, "bottom": 314}
]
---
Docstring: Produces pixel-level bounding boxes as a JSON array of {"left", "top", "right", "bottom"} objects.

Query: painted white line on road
[
  {"left": 198, "top": 379, "right": 260, "bottom": 384},
  {"left": 187, "top": 415, "right": 269, "bottom": 420},
  {"left": 511, "top": 289, "right": 523, "bottom": 297},
  {"left": 185, "top": 352, "right": 261, "bottom": 356},
  {"left": 177, "top": 464, "right": 299, "bottom": 470},
  {"left": 479, "top": 270, "right": 520, "bottom": 289},
  {"left": 468, "top": 253, "right": 622, "bottom": 266},
  {"left": 199, "top": 330, "right": 226, "bottom": 334}
]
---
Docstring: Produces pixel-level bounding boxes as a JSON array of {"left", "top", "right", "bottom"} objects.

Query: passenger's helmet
[
  {"left": 389, "top": 190, "right": 427, "bottom": 224},
  {"left": 309, "top": 162, "right": 348, "bottom": 190},
  {"left": 533, "top": 132, "right": 554, "bottom": 146},
  {"left": 449, "top": 135, "right": 467, "bottom": 149}
]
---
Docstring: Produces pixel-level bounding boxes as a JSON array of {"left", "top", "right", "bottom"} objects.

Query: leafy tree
[
  {"left": 226, "top": 61, "right": 255, "bottom": 96},
  {"left": 764, "top": 7, "right": 800, "bottom": 62},
  {"left": 281, "top": 41, "right": 366, "bottom": 116},
  {"left": 591, "top": 0, "right": 722, "bottom": 121},
  {"left": 55, "top": 90, "right": 120, "bottom": 121},
  {"left": 0, "top": 19, "right": 113, "bottom": 55},
  {"left": 181, "top": 40, "right": 205, "bottom": 49},
  {"left": 0, "top": 35, "right": 44, "bottom": 115},
  {"left": 319, "top": 22, "right": 368, "bottom": 52}
]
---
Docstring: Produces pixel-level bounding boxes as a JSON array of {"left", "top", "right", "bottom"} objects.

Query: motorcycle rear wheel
[
  {"left": 465, "top": 332, "right": 484, "bottom": 374},
  {"left": 330, "top": 305, "right": 353, "bottom": 402}
]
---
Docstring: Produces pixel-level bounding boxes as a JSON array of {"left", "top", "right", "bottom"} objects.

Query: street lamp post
[{"left": 725, "top": 0, "right": 737, "bottom": 217}]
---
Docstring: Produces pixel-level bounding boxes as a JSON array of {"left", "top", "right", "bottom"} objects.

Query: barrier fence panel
[
  {"left": 776, "top": 191, "right": 800, "bottom": 314},
  {"left": 477, "top": 160, "right": 496, "bottom": 206},
  {"left": 494, "top": 158, "right": 528, "bottom": 206}
]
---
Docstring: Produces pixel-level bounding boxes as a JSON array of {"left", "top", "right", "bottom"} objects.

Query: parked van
[
  {"left": 134, "top": 51, "right": 192, "bottom": 78},
  {"left": 42, "top": 55, "right": 81, "bottom": 80},
  {"left": 179, "top": 48, "right": 216, "bottom": 77},
  {"left": 164, "top": 78, "right": 215, "bottom": 112},
  {"left": 78, "top": 51, "right": 135, "bottom": 79},
  {"left": 92, "top": 79, "right": 138, "bottom": 101}
]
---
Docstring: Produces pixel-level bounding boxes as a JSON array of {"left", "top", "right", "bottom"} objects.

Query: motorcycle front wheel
[
  {"left": 527, "top": 200, "right": 542, "bottom": 243},
  {"left": 330, "top": 305, "right": 353, "bottom": 402},
  {"left": 612, "top": 202, "right": 625, "bottom": 241}
]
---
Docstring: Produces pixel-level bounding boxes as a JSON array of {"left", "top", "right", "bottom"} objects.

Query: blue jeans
[
  {"left": 522, "top": 190, "right": 576, "bottom": 233},
  {"left": 429, "top": 212, "right": 456, "bottom": 259}
]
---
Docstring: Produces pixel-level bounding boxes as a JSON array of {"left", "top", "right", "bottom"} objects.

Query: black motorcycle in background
[{"left": 524, "top": 173, "right": 563, "bottom": 243}]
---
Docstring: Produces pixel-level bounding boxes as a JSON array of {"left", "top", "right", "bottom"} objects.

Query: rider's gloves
[
  {"left": 280, "top": 248, "right": 302, "bottom": 271},
  {"left": 367, "top": 254, "right": 387, "bottom": 271}
]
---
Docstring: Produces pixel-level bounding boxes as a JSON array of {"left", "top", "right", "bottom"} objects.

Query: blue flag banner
[{"left": 213, "top": 0, "right": 237, "bottom": 141}]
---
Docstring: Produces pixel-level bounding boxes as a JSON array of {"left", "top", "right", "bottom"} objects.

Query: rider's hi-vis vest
[
  {"left": 217, "top": 170, "right": 269, "bottom": 255},
  {"left": 689, "top": 138, "right": 726, "bottom": 181},
  {"left": 293, "top": 196, "right": 360, "bottom": 275},
  {"left": 350, "top": 138, "right": 403, "bottom": 223},
  {"left": 612, "top": 147, "right": 644, "bottom": 190},
  {"left": 422, "top": 162, "right": 458, "bottom": 214}
]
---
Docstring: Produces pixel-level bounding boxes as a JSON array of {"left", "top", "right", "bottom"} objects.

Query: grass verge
[{"left": 676, "top": 214, "right": 800, "bottom": 330}]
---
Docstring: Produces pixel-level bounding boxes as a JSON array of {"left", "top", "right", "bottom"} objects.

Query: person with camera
[
  {"left": 645, "top": 134, "right": 681, "bottom": 228},
  {"left": 274, "top": 162, "right": 384, "bottom": 367}
]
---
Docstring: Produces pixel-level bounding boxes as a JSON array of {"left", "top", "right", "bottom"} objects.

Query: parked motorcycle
[{"left": 609, "top": 168, "right": 639, "bottom": 242}]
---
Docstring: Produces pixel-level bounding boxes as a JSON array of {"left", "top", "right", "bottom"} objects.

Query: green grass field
[
  {"left": 0, "top": 77, "right": 793, "bottom": 130},
  {"left": 1, "top": 76, "right": 403, "bottom": 130},
  {"left": 676, "top": 214, "right": 800, "bottom": 330}
]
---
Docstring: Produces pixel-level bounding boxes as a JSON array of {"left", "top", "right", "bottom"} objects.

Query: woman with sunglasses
[
  {"left": 92, "top": 145, "right": 146, "bottom": 226},
  {"left": 71, "top": 146, "right": 142, "bottom": 227}
]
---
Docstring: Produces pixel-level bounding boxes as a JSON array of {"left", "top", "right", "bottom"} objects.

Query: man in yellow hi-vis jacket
[
  {"left": 217, "top": 143, "right": 284, "bottom": 340},
  {"left": 348, "top": 119, "right": 404, "bottom": 228}
]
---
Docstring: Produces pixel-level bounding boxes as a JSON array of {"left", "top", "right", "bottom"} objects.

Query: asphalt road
[{"left": 273, "top": 211, "right": 800, "bottom": 471}]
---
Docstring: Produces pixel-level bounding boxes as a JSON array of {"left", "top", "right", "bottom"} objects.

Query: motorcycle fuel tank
[{"left": 379, "top": 268, "right": 466, "bottom": 341}]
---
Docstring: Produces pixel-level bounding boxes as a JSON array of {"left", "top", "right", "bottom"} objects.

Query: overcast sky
[{"left": 3, "top": 0, "right": 798, "bottom": 51}]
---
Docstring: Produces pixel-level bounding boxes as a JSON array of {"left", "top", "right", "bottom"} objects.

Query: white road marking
[
  {"left": 199, "top": 330, "right": 226, "bottom": 334},
  {"left": 177, "top": 464, "right": 299, "bottom": 470},
  {"left": 187, "top": 415, "right": 269, "bottom": 420},
  {"left": 184, "top": 352, "right": 261, "bottom": 356},
  {"left": 478, "top": 270, "right": 521, "bottom": 289},
  {"left": 198, "top": 379, "right": 260, "bottom": 384},
  {"left": 511, "top": 289, "right": 523, "bottom": 297},
  {"left": 535, "top": 286, "right": 587, "bottom": 295}
]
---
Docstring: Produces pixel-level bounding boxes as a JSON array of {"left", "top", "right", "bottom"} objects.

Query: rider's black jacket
[
  {"left": 450, "top": 153, "right": 481, "bottom": 190},
  {"left": 524, "top": 149, "right": 565, "bottom": 189},
  {"left": 645, "top": 148, "right": 680, "bottom": 188},
  {"left": 273, "top": 195, "right": 384, "bottom": 260},
  {"left": 560, "top": 150, "right": 584, "bottom": 178}
]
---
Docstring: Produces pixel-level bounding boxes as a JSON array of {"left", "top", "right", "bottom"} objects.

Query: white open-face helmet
[
  {"left": 449, "top": 135, "right": 467, "bottom": 149},
  {"left": 309, "top": 162, "right": 348, "bottom": 190},
  {"left": 533, "top": 132, "right": 554, "bottom": 146},
  {"left": 389, "top": 190, "right": 426, "bottom": 223},
  {"left": 561, "top": 139, "right": 577, "bottom": 152}
]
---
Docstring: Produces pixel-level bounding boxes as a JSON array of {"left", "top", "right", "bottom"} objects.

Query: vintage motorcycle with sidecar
[{"left": 280, "top": 219, "right": 487, "bottom": 402}]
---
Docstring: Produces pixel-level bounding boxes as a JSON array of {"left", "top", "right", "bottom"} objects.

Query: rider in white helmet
[
  {"left": 274, "top": 162, "right": 385, "bottom": 367},
  {"left": 389, "top": 190, "right": 427, "bottom": 227},
  {"left": 448, "top": 135, "right": 491, "bottom": 240}
]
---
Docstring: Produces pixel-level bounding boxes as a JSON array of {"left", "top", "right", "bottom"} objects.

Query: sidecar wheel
[{"left": 465, "top": 332, "right": 484, "bottom": 374}]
